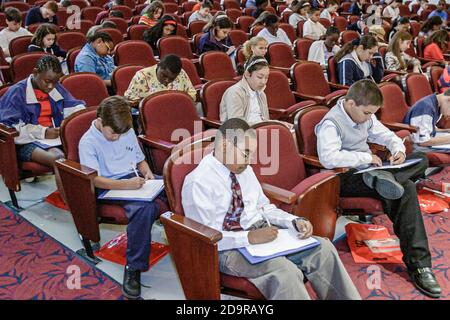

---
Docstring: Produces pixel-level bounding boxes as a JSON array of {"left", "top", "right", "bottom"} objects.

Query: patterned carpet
[
  {"left": 337, "top": 212, "right": 450, "bottom": 300},
  {"left": 0, "top": 204, "right": 125, "bottom": 300}
]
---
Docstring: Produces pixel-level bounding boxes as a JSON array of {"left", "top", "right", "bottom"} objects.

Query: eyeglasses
[
  {"left": 234, "top": 144, "right": 251, "bottom": 160},
  {"left": 104, "top": 41, "right": 112, "bottom": 54}
]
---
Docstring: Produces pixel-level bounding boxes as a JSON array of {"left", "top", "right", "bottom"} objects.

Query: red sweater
[{"left": 424, "top": 42, "right": 444, "bottom": 61}]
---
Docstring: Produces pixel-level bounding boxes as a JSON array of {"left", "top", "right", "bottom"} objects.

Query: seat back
[
  {"left": 103, "top": 17, "right": 129, "bottom": 34},
  {"left": 225, "top": 8, "right": 242, "bottom": 23},
  {"left": 187, "top": 20, "right": 207, "bottom": 36},
  {"left": 81, "top": 6, "right": 103, "bottom": 23},
  {"left": 4, "top": 1, "right": 31, "bottom": 12},
  {"left": 251, "top": 122, "right": 306, "bottom": 190},
  {"left": 334, "top": 16, "right": 348, "bottom": 32},
  {"left": 114, "top": 40, "right": 157, "bottom": 67},
  {"left": 431, "top": 66, "right": 444, "bottom": 92},
  {"left": 57, "top": 32, "right": 87, "bottom": 52},
  {"left": 164, "top": 3, "right": 179, "bottom": 14},
  {"left": 200, "top": 51, "right": 236, "bottom": 81},
  {"left": 250, "top": 25, "right": 264, "bottom": 38},
  {"left": 112, "top": 64, "right": 144, "bottom": 96},
  {"left": 158, "top": 35, "right": 194, "bottom": 59},
  {"left": 291, "top": 61, "right": 331, "bottom": 97},
  {"left": 67, "top": 46, "right": 82, "bottom": 73},
  {"left": 378, "top": 82, "right": 410, "bottom": 123},
  {"left": 236, "top": 16, "right": 255, "bottom": 32},
  {"left": 294, "top": 105, "right": 329, "bottom": 157},
  {"left": 8, "top": 35, "right": 32, "bottom": 58},
  {"left": 406, "top": 73, "right": 433, "bottom": 106},
  {"left": 140, "top": 91, "right": 202, "bottom": 143},
  {"left": 0, "top": 84, "right": 11, "bottom": 98},
  {"left": 222, "top": 0, "right": 240, "bottom": 10},
  {"left": 341, "top": 30, "right": 360, "bottom": 44},
  {"left": 61, "top": 108, "right": 98, "bottom": 162},
  {"left": 267, "top": 42, "right": 296, "bottom": 69},
  {"left": 410, "top": 20, "right": 421, "bottom": 38},
  {"left": 128, "top": 24, "right": 150, "bottom": 40},
  {"left": 181, "top": 57, "right": 202, "bottom": 86},
  {"left": 11, "top": 52, "right": 48, "bottom": 82},
  {"left": 200, "top": 79, "right": 237, "bottom": 121},
  {"left": 294, "top": 38, "right": 313, "bottom": 60},
  {"left": 101, "top": 27, "right": 124, "bottom": 46},
  {"left": 296, "top": 20, "right": 305, "bottom": 37},
  {"left": 229, "top": 29, "right": 248, "bottom": 47},
  {"left": 70, "top": 0, "right": 90, "bottom": 9},
  {"left": 111, "top": 5, "right": 133, "bottom": 19},
  {"left": 61, "top": 72, "right": 109, "bottom": 107},
  {"left": 264, "top": 69, "right": 296, "bottom": 109},
  {"left": 279, "top": 23, "right": 296, "bottom": 43},
  {"left": 319, "top": 18, "right": 331, "bottom": 29},
  {"left": 71, "top": 20, "right": 95, "bottom": 35},
  {"left": 327, "top": 56, "right": 338, "bottom": 84},
  {"left": 27, "top": 23, "right": 43, "bottom": 34}
]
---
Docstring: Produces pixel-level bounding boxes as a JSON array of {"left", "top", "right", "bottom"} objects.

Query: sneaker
[
  {"left": 362, "top": 170, "right": 404, "bottom": 200},
  {"left": 122, "top": 265, "right": 141, "bottom": 300}
]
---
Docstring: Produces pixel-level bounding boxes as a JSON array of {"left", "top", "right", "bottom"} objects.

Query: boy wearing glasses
[
  {"left": 75, "top": 31, "right": 116, "bottom": 88},
  {"left": 78, "top": 96, "right": 162, "bottom": 300},
  {"left": 181, "top": 118, "right": 361, "bottom": 300}
]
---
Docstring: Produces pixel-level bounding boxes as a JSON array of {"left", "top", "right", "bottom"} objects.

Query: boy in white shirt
[
  {"left": 320, "top": 0, "right": 339, "bottom": 23},
  {"left": 0, "top": 7, "right": 32, "bottom": 59},
  {"left": 303, "top": 7, "right": 326, "bottom": 40},
  {"left": 383, "top": 0, "right": 402, "bottom": 22}
]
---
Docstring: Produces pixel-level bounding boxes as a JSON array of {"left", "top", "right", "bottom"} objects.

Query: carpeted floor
[
  {"left": 336, "top": 212, "right": 450, "bottom": 300},
  {"left": 0, "top": 204, "right": 125, "bottom": 300}
]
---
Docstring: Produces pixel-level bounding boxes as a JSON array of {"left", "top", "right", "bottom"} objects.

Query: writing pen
[
  {"left": 260, "top": 207, "right": 272, "bottom": 227},
  {"left": 131, "top": 163, "right": 139, "bottom": 178}
]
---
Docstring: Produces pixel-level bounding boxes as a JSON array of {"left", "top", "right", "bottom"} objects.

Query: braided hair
[{"left": 36, "top": 55, "right": 62, "bottom": 74}]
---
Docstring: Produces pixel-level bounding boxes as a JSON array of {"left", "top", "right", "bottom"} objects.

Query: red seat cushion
[
  {"left": 20, "top": 161, "right": 52, "bottom": 175},
  {"left": 220, "top": 274, "right": 265, "bottom": 299},
  {"left": 426, "top": 152, "right": 450, "bottom": 166}
]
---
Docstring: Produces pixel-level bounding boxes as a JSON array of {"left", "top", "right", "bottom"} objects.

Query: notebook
[
  {"left": 32, "top": 137, "right": 62, "bottom": 149},
  {"left": 354, "top": 158, "right": 422, "bottom": 174},
  {"left": 98, "top": 179, "right": 164, "bottom": 202},
  {"left": 237, "top": 229, "right": 321, "bottom": 264}
]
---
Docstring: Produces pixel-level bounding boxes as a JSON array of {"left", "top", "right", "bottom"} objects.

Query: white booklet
[
  {"left": 32, "top": 137, "right": 62, "bottom": 149},
  {"left": 98, "top": 179, "right": 164, "bottom": 202},
  {"left": 363, "top": 237, "right": 400, "bottom": 254},
  {"left": 245, "top": 229, "right": 319, "bottom": 257},
  {"left": 430, "top": 132, "right": 450, "bottom": 149},
  {"left": 354, "top": 158, "right": 422, "bottom": 174}
]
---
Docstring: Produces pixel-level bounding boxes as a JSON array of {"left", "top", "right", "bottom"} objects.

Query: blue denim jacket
[{"left": 74, "top": 43, "right": 116, "bottom": 80}]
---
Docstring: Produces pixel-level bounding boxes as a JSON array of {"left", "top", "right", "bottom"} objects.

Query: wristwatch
[{"left": 292, "top": 217, "right": 309, "bottom": 232}]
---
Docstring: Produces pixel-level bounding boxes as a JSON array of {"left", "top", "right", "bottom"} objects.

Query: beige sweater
[{"left": 219, "top": 78, "right": 269, "bottom": 124}]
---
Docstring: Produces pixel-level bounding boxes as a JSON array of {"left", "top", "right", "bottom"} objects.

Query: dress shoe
[
  {"left": 122, "top": 265, "right": 141, "bottom": 300},
  {"left": 408, "top": 267, "right": 441, "bottom": 298},
  {"left": 362, "top": 170, "right": 404, "bottom": 200}
]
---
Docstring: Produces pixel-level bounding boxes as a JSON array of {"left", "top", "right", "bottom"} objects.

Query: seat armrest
[
  {"left": 292, "top": 91, "right": 326, "bottom": 103},
  {"left": 382, "top": 121, "right": 418, "bottom": 133},
  {"left": 300, "top": 154, "right": 349, "bottom": 173},
  {"left": 0, "top": 123, "right": 19, "bottom": 138},
  {"left": 138, "top": 135, "right": 175, "bottom": 153},
  {"left": 0, "top": 123, "right": 20, "bottom": 191},
  {"left": 261, "top": 183, "right": 297, "bottom": 205},
  {"left": 160, "top": 212, "right": 223, "bottom": 300},
  {"left": 201, "top": 117, "right": 221, "bottom": 129},
  {"left": 55, "top": 159, "right": 100, "bottom": 242}
]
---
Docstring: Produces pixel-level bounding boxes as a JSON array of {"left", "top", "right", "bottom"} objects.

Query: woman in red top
[{"left": 424, "top": 30, "right": 449, "bottom": 62}]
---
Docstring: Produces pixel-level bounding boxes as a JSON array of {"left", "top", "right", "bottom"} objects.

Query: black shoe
[
  {"left": 122, "top": 265, "right": 141, "bottom": 300},
  {"left": 362, "top": 171, "right": 404, "bottom": 200},
  {"left": 408, "top": 267, "right": 442, "bottom": 299}
]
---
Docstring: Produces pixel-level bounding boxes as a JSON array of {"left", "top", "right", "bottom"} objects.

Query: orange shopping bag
[{"left": 345, "top": 223, "right": 403, "bottom": 264}]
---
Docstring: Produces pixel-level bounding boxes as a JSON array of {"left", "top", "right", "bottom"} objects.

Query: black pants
[{"left": 340, "top": 152, "right": 431, "bottom": 271}]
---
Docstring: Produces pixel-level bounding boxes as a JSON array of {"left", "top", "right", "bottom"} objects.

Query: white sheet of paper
[
  {"left": 36, "top": 137, "right": 62, "bottom": 147},
  {"left": 354, "top": 159, "right": 421, "bottom": 174},
  {"left": 245, "top": 229, "right": 319, "bottom": 257},
  {"left": 430, "top": 132, "right": 450, "bottom": 149},
  {"left": 101, "top": 179, "right": 164, "bottom": 200}
]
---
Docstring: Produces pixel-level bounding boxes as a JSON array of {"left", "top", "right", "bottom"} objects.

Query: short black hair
[
  {"left": 263, "top": 14, "right": 279, "bottom": 26},
  {"left": 36, "top": 55, "right": 62, "bottom": 74},
  {"left": 201, "top": 0, "right": 213, "bottom": 9},
  {"left": 87, "top": 31, "right": 113, "bottom": 43},
  {"left": 158, "top": 54, "right": 182, "bottom": 75},
  {"left": 326, "top": 26, "right": 340, "bottom": 37},
  {"left": 216, "top": 118, "right": 255, "bottom": 146},
  {"left": 5, "top": 7, "right": 22, "bottom": 23}
]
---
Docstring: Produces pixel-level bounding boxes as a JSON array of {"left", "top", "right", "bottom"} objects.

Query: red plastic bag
[
  {"left": 45, "top": 191, "right": 69, "bottom": 211},
  {"left": 95, "top": 233, "right": 170, "bottom": 268},
  {"left": 345, "top": 223, "right": 403, "bottom": 264},
  {"left": 417, "top": 190, "right": 449, "bottom": 214}
]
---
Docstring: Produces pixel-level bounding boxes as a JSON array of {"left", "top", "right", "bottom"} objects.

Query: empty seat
[
  {"left": 61, "top": 72, "right": 109, "bottom": 107},
  {"left": 57, "top": 32, "right": 87, "bottom": 52},
  {"left": 112, "top": 65, "right": 144, "bottom": 96},
  {"left": 11, "top": 52, "right": 48, "bottom": 82},
  {"left": 199, "top": 51, "right": 237, "bottom": 81},
  {"left": 114, "top": 40, "right": 157, "bottom": 67},
  {"left": 158, "top": 35, "right": 196, "bottom": 59}
]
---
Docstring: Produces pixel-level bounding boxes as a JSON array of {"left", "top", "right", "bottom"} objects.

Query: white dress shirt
[
  {"left": 182, "top": 153, "right": 299, "bottom": 251},
  {"left": 247, "top": 89, "right": 264, "bottom": 125},
  {"left": 257, "top": 27, "right": 292, "bottom": 46},
  {"left": 316, "top": 103, "right": 406, "bottom": 169},
  {"left": 302, "top": 19, "right": 327, "bottom": 41}
]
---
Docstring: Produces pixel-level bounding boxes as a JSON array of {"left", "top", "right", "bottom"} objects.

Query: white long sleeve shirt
[
  {"left": 182, "top": 153, "right": 299, "bottom": 251},
  {"left": 316, "top": 103, "right": 406, "bottom": 169}
]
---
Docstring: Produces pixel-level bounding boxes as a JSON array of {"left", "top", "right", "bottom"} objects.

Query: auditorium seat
[
  {"left": 111, "top": 64, "right": 144, "bottom": 96},
  {"left": 61, "top": 72, "right": 109, "bottom": 107},
  {"left": 114, "top": 40, "right": 157, "bottom": 67}
]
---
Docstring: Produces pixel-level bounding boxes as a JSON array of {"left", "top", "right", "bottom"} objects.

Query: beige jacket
[{"left": 219, "top": 78, "right": 269, "bottom": 124}]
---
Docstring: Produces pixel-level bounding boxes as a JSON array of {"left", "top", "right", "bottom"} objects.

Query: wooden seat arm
[
  {"left": 55, "top": 159, "right": 100, "bottom": 242},
  {"left": 0, "top": 123, "right": 19, "bottom": 138},
  {"left": 382, "top": 121, "right": 417, "bottom": 133},
  {"left": 292, "top": 91, "right": 326, "bottom": 103},
  {"left": 261, "top": 183, "right": 297, "bottom": 205},
  {"left": 160, "top": 212, "right": 223, "bottom": 299},
  {"left": 0, "top": 123, "right": 20, "bottom": 191},
  {"left": 300, "top": 154, "right": 349, "bottom": 173},
  {"left": 201, "top": 117, "right": 221, "bottom": 129},
  {"left": 138, "top": 135, "right": 175, "bottom": 153}
]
